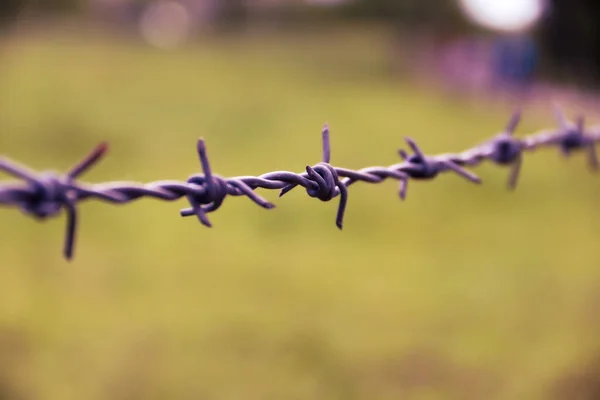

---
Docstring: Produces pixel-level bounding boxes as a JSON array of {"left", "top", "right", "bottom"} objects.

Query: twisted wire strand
[{"left": 1, "top": 105, "right": 600, "bottom": 261}]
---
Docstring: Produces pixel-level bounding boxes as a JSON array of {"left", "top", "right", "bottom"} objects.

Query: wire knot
[
  {"left": 484, "top": 111, "right": 525, "bottom": 190},
  {"left": 560, "top": 124, "right": 591, "bottom": 154},
  {"left": 179, "top": 138, "right": 276, "bottom": 227},
  {"left": 401, "top": 152, "right": 440, "bottom": 179},
  {"left": 491, "top": 111, "right": 523, "bottom": 165},
  {"left": 179, "top": 138, "right": 236, "bottom": 228},
  {"left": 186, "top": 175, "right": 228, "bottom": 207},
  {"left": 279, "top": 124, "right": 348, "bottom": 229},
  {"left": 0, "top": 142, "right": 109, "bottom": 260},
  {"left": 182, "top": 174, "right": 228, "bottom": 227},
  {"left": 304, "top": 163, "right": 339, "bottom": 201},
  {"left": 19, "top": 172, "right": 72, "bottom": 219},
  {"left": 551, "top": 105, "right": 598, "bottom": 171},
  {"left": 178, "top": 139, "right": 230, "bottom": 227},
  {"left": 398, "top": 137, "right": 481, "bottom": 184},
  {"left": 491, "top": 138, "right": 522, "bottom": 164}
]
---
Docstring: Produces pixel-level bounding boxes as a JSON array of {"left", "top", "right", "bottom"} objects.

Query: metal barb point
[
  {"left": 63, "top": 142, "right": 112, "bottom": 260},
  {"left": 196, "top": 138, "right": 213, "bottom": 180},
  {"left": 442, "top": 160, "right": 482, "bottom": 183},
  {"left": 182, "top": 138, "right": 217, "bottom": 227},
  {"left": 63, "top": 198, "right": 77, "bottom": 260},
  {"left": 507, "top": 156, "right": 522, "bottom": 191},
  {"left": 322, "top": 124, "right": 331, "bottom": 164},
  {"left": 398, "top": 149, "right": 409, "bottom": 160},
  {"left": 505, "top": 110, "right": 521, "bottom": 135},
  {"left": 399, "top": 179, "right": 408, "bottom": 200},
  {"left": 69, "top": 142, "right": 109, "bottom": 179},
  {"left": 405, "top": 137, "right": 426, "bottom": 161}
]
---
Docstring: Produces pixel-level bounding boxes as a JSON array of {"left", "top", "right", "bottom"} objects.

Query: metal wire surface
[{"left": 1, "top": 106, "right": 600, "bottom": 260}]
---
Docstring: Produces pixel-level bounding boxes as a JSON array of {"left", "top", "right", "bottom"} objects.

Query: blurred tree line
[
  {"left": 536, "top": 0, "right": 600, "bottom": 86},
  {"left": 1, "top": 0, "right": 599, "bottom": 86},
  {"left": 342, "top": 0, "right": 600, "bottom": 86}
]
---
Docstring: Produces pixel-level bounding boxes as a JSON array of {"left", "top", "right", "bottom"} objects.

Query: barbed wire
[{"left": 1, "top": 105, "right": 600, "bottom": 261}]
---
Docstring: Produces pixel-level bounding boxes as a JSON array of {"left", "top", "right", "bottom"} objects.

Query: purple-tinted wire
[{"left": 3, "top": 107, "right": 600, "bottom": 260}]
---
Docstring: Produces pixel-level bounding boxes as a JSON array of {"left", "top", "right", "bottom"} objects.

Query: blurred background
[{"left": 2, "top": 1, "right": 600, "bottom": 399}]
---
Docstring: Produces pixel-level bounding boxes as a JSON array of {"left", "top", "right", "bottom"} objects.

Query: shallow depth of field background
[{"left": 2, "top": 1, "right": 600, "bottom": 399}]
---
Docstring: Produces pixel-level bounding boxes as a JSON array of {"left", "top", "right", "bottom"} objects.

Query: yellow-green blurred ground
[{"left": 2, "top": 25, "right": 600, "bottom": 400}]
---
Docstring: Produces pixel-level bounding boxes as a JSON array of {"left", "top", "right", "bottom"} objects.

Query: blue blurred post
[{"left": 490, "top": 34, "right": 538, "bottom": 98}]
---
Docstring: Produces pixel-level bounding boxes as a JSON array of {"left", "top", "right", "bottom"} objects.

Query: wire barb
[
  {"left": 483, "top": 110, "right": 526, "bottom": 190},
  {"left": 0, "top": 142, "right": 111, "bottom": 260},
  {"left": 280, "top": 124, "right": 347, "bottom": 229},
  {"left": 398, "top": 137, "right": 482, "bottom": 188},
  {"left": 2, "top": 105, "right": 600, "bottom": 260}
]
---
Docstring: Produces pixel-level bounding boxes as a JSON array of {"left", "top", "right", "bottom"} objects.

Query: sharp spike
[
  {"left": 507, "top": 155, "right": 522, "bottom": 190},
  {"left": 335, "top": 181, "right": 348, "bottom": 230},
  {"left": 63, "top": 199, "right": 78, "bottom": 260},
  {"left": 68, "top": 142, "right": 109, "bottom": 179},
  {"left": 442, "top": 161, "right": 481, "bottom": 183},
  {"left": 399, "top": 179, "right": 408, "bottom": 200},
  {"left": 197, "top": 138, "right": 213, "bottom": 179},
  {"left": 322, "top": 124, "right": 331, "bottom": 164},
  {"left": 405, "top": 137, "right": 426, "bottom": 160},
  {"left": 506, "top": 110, "right": 521, "bottom": 135}
]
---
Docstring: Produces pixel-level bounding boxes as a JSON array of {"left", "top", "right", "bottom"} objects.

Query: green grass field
[{"left": 2, "top": 25, "right": 600, "bottom": 400}]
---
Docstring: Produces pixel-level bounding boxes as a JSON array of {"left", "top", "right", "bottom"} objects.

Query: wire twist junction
[{"left": 1, "top": 105, "right": 599, "bottom": 260}]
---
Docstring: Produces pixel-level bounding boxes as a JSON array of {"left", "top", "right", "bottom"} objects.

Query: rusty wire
[{"left": 1, "top": 105, "right": 600, "bottom": 261}]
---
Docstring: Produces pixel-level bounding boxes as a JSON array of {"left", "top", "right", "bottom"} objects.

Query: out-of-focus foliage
[{"left": 338, "top": 0, "right": 467, "bottom": 31}]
